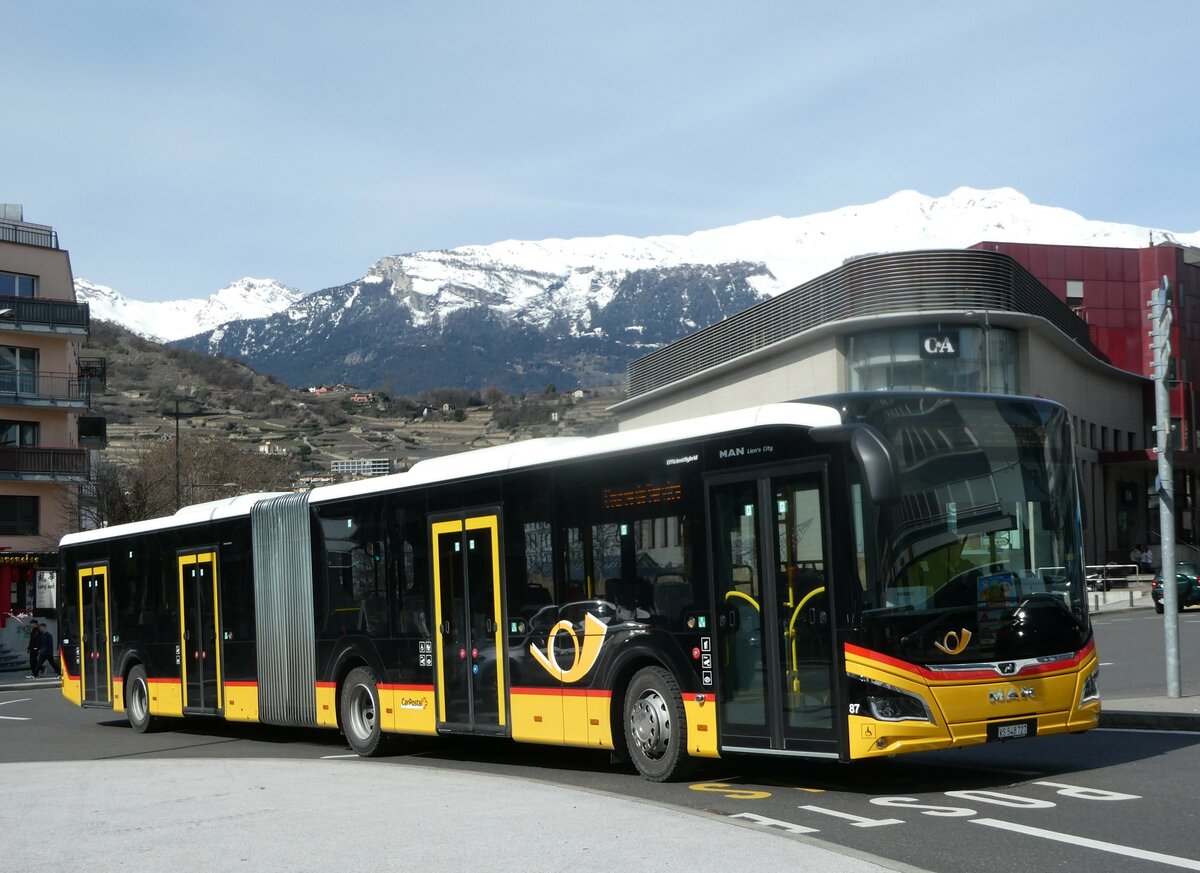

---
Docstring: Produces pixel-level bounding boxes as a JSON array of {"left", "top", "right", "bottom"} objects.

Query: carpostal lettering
[{"left": 399, "top": 698, "right": 427, "bottom": 710}]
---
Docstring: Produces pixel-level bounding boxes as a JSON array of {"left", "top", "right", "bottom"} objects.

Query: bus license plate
[{"left": 989, "top": 719, "right": 1036, "bottom": 741}]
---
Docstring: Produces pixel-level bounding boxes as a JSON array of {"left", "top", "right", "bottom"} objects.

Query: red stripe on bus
[
  {"left": 147, "top": 678, "right": 181, "bottom": 686},
  {"left": 510, "top": 686, "right": 562, "bottom": 696},
  {"left": 509, "top": 686, "right": 611, "bottom": 698},
  {"left": 315, "top": 681, "right": 336, "bottom": 689},
  {"left": 379, "top": 684, "right": 434, "bottom": 692},
  {"left": 845, "top": 639, "right": 1095, "bottom": 682},
  {"left": 59, "top": 649, "right": 76, "bottom": 681},
  {"left": 224, "top": 681, "right": 258, "bottom": 687}
]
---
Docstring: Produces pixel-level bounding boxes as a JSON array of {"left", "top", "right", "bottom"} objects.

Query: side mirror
[{"left": 811, "top": 423, "right": 900, "bottom": 505}]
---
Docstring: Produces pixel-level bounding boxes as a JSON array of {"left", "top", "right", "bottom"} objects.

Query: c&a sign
[{"left": 919, "top": 329, "right": 959, "bottom": 358}]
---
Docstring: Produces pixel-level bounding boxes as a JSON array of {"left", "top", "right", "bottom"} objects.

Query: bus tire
[
  {"left": 623, "top": 666, "right": 695, "bottom": 782},
  {"left": 341, "top": 666, "right": 390, "bottom": 757},
  {"left": 125, "top": 664, "right": 157, "bottom": 733}
]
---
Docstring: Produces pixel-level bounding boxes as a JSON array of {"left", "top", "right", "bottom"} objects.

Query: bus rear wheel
[
  {"left": 125, "top": 664, "right": 157, "bottom": 733},
  {"left": 341, "top": 666, "right": 391, "bottom": 757},
  {"left": 623, "top": 666, "right": 695, "bottom": 782}
]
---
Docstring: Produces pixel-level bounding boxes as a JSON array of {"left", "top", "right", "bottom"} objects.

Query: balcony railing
[
  {"left": 0, "top": 446, "right": 88, "bottom": 480},
  {"left": 0, "top": 370, "right": 90, "bottom": 407},
  {"left": 0, "top": 220, "right": 58, "bottom": 249},
  {"left": 0, "top": 294, "right": 89, "bottom": 333},
  {"left": 78, "top": 357, "right": 107, "bottom": 388}
]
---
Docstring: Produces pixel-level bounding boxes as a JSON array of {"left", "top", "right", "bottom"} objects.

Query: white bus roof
[{"left": 60, "top": 401, "right": 840, "bottom": 548}]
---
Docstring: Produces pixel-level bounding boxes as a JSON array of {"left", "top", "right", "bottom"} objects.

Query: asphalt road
[
  {"left": 1092, "top": 608, "right": 1200, "bottom": 698},
  {"left": 3, "top": 613, "right": 1198, "bottom": 873}
]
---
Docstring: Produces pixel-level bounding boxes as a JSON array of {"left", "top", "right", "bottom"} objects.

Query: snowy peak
[
  {"left": 82, "top": 187, "right": 1200, "bottom": 350},
  {"left": 74, "top": 277, "right": 306, "bottom": 342}
]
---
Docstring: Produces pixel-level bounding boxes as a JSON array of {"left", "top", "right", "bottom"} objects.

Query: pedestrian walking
[
  {"left": 26, "top": 621, "right": 42, "bottom": 678},
  {"left": 35, "top": 622, "right": 60, "bottom": 678}
]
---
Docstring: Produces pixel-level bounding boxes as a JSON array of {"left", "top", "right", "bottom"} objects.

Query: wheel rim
[
  {"left": 630, "top": 688, "right": 672, "bottom": 760},
  {"left": 347, "top": 683, "right": 376, "bottom": 741},
  {"left": 129, "top": 678, "right": 148, "bottom": 724}
]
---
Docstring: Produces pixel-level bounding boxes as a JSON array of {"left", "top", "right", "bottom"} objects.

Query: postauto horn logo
[{"left": 529, "top": 613, "right": 608, "bottom": 683}]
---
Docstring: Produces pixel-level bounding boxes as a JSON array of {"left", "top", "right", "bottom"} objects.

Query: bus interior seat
[
  {"left": 653, "top": 577, "right": 692, "bottom": 626},
  {"left": 607, "top": 576, "right": 651, "bottom": 620},
  {"left": 360, "top": 596, "right": 388, "bottom": 635},
  {"left": 400, "top": 601, "right": 430, "bottom": 636}
]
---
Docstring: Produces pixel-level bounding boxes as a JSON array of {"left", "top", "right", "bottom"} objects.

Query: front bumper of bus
[{"left": 844, "top": 643, "right": 1101, "bottom": 759}]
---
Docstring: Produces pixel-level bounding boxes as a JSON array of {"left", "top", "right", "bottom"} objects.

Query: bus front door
[
  {"left": 708, "top": 468, "right": 840, "bottom": 758},
  {"left": 77, "top": 565, "right": 111, "bottom": 706},
  {"left": 430, "top": 512, "right": 507, "bottom": 736},
  {"left": 177, "top": 551, "right": 223, "bottom": 714}
]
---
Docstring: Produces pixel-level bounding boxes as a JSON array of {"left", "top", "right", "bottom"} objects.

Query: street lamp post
[{"left": 169, "top": 400, "right": 228, "bottom": 511}]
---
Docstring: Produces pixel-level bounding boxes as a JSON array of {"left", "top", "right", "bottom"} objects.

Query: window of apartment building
[
  {"left": 0, "top": 346, "right": 38, "bottom": 392},
  {"left": 1089, "top": 422, "right": 1096, "bottom": 449},
  {"left": 0, "top": 420, "right": 38, "bottom": 447},
  {"left": 1128, "top": 431, "right": 1136, "bottom": 451},
  {"left": 0, "top": 496, "right": 38, "bottom": 535},
  {"left": 0, "top": 272, "right": 36, "bottom": 297},
  {"left": 1101, "top": 426, "right": 1109, "bottom": 452},
  {"left": 1066, "top": 280, "right": 1084, "bottom": 304}
]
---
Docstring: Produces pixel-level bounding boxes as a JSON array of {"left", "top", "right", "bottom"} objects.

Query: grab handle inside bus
[{"left": 810, "top": 423, "right": 900, "bottom": 505}]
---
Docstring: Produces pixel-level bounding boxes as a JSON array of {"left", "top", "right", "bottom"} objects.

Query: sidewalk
[{"left": 0, "top": 667, "right": 60, "bottom": 692}]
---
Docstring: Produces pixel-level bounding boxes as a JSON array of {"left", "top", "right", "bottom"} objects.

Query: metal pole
[
  {"left": 984, "top": 309, "right": 991, "bottom": 392},
  {"left": 175, "top": 399, "right": 181, "bottom": 513},
  {"left": 1151, "top": 275, "right": 1181, "bottom": 697}
]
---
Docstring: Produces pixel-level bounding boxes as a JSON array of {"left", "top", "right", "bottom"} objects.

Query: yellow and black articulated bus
[{"left": 59, "top": 392, "right": 1100, "bottom": 780}]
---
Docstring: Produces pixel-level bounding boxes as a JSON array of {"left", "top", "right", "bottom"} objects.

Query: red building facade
[{"left": 975, "top": 241, "right": 1200, "bottom": 558}]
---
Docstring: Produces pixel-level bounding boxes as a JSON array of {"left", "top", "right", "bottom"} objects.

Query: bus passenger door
[
  {"left": 77, "top": 564, "right": 112, "bottom": 706},
  {"left": 178, "top": 551, "right": 223, "bottom": 713},
  {"left": 430, "top": 512, "right": 507, "bottom": 735},
  {"left": 708, "top": 467, "right": 839, "bottom": 758}
]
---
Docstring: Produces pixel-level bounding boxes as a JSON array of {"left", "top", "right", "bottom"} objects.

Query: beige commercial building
[{"left": 615, "top": 245, "right": 1200, "bottom": 567}]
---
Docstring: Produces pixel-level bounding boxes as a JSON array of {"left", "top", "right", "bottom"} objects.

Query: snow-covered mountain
[
  {"left": 104, "top": 187, "right": 1200, "bottom": 393},
  {"left": 74, "top": 277, "right": 305, "bottom": 342},
  {"left": 354, "top": 186, "right": 1197, "bottom": 333}
]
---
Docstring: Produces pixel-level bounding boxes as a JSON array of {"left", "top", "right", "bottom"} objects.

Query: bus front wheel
[
  {"left": 125, "top": 664, "right": 157, "bottom": 733},
  {"left": 623, "top": 666, "right": 695, "bottom": 782},
  {"left": 341, "top": 666, "right": 391, "bottom": 757}
]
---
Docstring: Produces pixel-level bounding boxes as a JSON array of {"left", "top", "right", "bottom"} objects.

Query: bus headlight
[
  {"left": 1080, "top": 666, "right": 1100, "bottom": 705},
  {"left": 849, "top": 676, "right": 935, "bottom": 723}
]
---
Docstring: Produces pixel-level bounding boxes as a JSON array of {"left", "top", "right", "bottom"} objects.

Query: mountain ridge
[{"left": 77, "top": 187, "right": 1200, "bottom": 393}]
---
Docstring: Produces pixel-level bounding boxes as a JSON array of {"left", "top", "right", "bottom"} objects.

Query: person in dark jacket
[
  {"left": 35, "top": 623, "right": 60, "bottom": 678},
  {"left": 26, "top": 622, "right": 42, "bottom": 678}
]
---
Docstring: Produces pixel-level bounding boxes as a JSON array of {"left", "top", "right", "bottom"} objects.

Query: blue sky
[{"left": 6, "top": 1, "right": 1199, "bottom": 301}]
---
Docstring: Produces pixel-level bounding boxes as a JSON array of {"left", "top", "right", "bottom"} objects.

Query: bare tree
[{"left": 75, "top": 435, "right": 300, "bottom": 529}]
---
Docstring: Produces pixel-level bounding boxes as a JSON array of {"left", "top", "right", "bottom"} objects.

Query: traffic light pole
[{"left": 1150, "top": 275, "right": 1181, "bottom": 698}]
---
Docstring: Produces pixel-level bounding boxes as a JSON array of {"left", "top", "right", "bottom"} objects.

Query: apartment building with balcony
[{"left": 0, "top": 204, "right": 102, "bottom": 619}]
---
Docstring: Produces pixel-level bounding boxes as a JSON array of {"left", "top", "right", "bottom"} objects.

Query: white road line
[
  {"left": 972, "top": 818, "right": 1200, "bottom": 870},
  {"left": 320, "top": 753, "right": 360, "bottom": 759},
  {"left": 0, "top": 698, "right": 31, "bottom": 707},
  {"left": 0, "top": 716, "right": 31, "bottom": 721}
]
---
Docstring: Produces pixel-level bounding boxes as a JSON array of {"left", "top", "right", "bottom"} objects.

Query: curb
[
  {"left": 1100, "top": 711, "right": 1200, "bottom": 731},
  {"left": 0, "top": 678, "right": 61, "bottom": 693}
]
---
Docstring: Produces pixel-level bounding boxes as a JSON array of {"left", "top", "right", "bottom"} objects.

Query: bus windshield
[{"left": 851, "top": 394, "right": 1089, "bottom": 664}]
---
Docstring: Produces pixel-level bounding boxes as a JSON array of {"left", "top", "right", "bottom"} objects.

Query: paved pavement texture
[
  {"left": 2, "top": 588, "right": 1195, "bottom": 873},
  {"left": 1, "top": 758, "right": 916, "bottom": 873}
]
